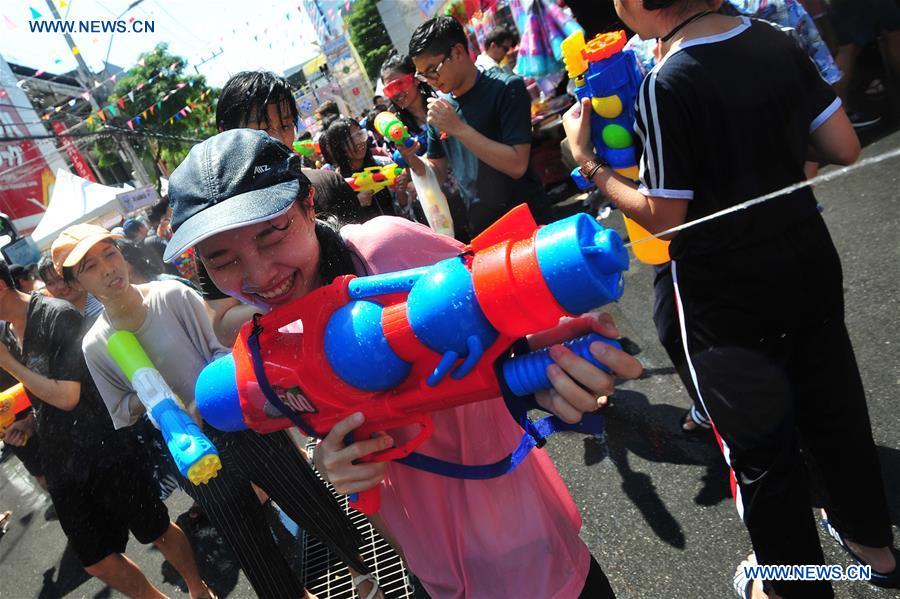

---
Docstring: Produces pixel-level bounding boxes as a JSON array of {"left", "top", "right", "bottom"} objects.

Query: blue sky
[{"left": 0, "top": 0, "right": 323, "bottom": 87}]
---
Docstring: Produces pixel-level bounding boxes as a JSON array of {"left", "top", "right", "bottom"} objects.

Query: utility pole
[
  {"left": 194, "top": 48, "right": 224, "bottom": 75},
  {"left": 44, "top": 0, "right": 152, "bottom": 187}
]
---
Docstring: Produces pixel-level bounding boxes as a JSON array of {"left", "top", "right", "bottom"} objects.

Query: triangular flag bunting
[
  {"left": 110, "top": 74, "right": 116, "bottom": 82},
  {"left": 176, "top": 83, "right": 186, "bottom": 89},
  {"left": 97, "top": 110, "right": 106, "bottom": 121},
  {"left": 67, "top": 98, "right": 76, "bottom": 106},
  {"left": 34, "top": 69, "right": 45, "bottom": 77},
  {"left": 148, "top": 77, "right": 154, "bottom": 85},
  {"left": 179, "top": 108, "right": 187, "bottom": 116},
  {"left": 81, "top": 91, "right": 91, "bottom": 101},
  {"left": 108, "top": 104, "right": 118, "bottom": 116},
  {"left": 150, "top": 105, "right": 156, "bottom": 115},
  {"left": 136, "top": 82, "right": 145, "bottom": 91},
  {"left": 126, "top": 120, "right": 134, "bottom": 130},
  {"left": 135, "top": 116, "right": 141, "bottom": 125},
  {"left": 59, "top": 1, "right": 68, "bottom": 7},
  {"left": 128, "top": 91, "right": 134, "bottom": 102},
  {"left": 71, "top": 46, "right": 80, "bottom": 55},
  {"left": 87, "top": 115, "right": 94, "bottom": 125},
  {"left": 138, "top": 58, "right": 145, "bottom": 67},
  {"left": 117, "top": 97, "right": 125, "bottom": 109},
  {"left": 188, "top": 80, "right": 194, "bottom": 86},
  {"left": 30, "top": 7, "right": 42, "bottom": 19}
]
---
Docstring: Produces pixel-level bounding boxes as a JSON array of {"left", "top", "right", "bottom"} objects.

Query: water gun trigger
[{"left": 359, "top": 413, "right": 434, "bottom": 463}]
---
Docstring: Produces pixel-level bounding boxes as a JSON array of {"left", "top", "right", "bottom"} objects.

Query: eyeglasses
[
  {"left": 351, "top": 129, "right": 369, "bottom": 146},
  {"left": 414, "top": 54, "right": 451, "bottom": 83},
  {"left": 383, "top": 73, "right": 416, "bottom": 99}
]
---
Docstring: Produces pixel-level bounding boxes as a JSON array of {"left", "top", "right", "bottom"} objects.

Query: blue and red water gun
[
  {"left": 194, "top": 205, "right": 628, "bottom": 513},
  {"left": 562, "top": 31, "right": 670, "bottom": 265}
]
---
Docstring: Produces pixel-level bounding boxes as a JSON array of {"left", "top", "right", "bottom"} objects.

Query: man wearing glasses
[
  {"left": 403, "top": 16, "right": 551, "bottom": 236},
  {"left": 475, "top": 26, "right": 518, "bottom": 72}
]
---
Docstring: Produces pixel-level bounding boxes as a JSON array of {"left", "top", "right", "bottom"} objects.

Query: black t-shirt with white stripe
[{"left": 634, "top": 17, "right": 839, "bottom": 259}]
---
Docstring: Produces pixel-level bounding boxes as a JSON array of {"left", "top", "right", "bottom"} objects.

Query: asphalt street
[{"left": 0, "top": 129, "right": 898, "bottom": 598}]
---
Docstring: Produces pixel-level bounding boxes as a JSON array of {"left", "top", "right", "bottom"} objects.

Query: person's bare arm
[
  {"left": 396, "top": 142, "right": 449, "bottom": 184},
  {"left": 428, "top": 98, "right": 530, "bottom": 178},
  {"left": 589, "top": 170, "right": 689, "bottom": 236},
  {"left": 563, "top": 98, "right": 689, "bottom": 235},
  {"left": 808, "top": 107, "right": 860, "bottom": 166},
  {"left": 206, "top": 297, "right": 259, "bottom": 348},
  {"left": 0, "top": 346, "right": 79, "bottom": 411}
]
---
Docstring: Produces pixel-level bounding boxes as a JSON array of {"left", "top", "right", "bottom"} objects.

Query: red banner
[
  {"left": 0, "top": 103, "right": 54, "bottom": 232},
  {"left": 50, "top": 120, "right": 97, "bottom": 182}
]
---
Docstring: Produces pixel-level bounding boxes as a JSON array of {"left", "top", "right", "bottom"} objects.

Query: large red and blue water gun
[{"left": 194, "top": 205, "right": 628, "bottom": 513}]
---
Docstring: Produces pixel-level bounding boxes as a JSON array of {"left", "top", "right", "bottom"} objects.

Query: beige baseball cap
[{"left": 50, "top": 223, "right": 123, "bottom": 274}]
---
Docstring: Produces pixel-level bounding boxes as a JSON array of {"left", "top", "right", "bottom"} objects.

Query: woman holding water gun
[
  {"left": 320, "top": 117, "right": 402, "bottom": 221},
  {"left": 166, "top": 128, "right": 643, "bottom": 599},
  {"left": 565, "top": 1, "right": 897, "bottom": 596}
]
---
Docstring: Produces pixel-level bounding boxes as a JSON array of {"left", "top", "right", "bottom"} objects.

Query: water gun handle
[{"left": 502, "top": 333, "right": 622, "bottom": 397}]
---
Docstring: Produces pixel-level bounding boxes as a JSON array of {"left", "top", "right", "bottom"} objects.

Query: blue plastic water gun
[
  {"left": 107, "top": 331, "right": 221, "bottom": 484},
  {"left": 562, "top": 30, "right": 643, "bottom": 189}
]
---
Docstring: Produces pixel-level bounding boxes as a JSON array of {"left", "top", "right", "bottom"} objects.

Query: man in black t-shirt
[
  {"left": 404, "top": 16, "right": 551, "bottom": 235},
  {"left": 0, "top": 261, "right": 213, "bottom": 598}
]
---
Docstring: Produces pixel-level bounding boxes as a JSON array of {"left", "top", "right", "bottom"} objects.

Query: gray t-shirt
[{"left": 82, "top": 279, "right": 229, "bottom": 429}]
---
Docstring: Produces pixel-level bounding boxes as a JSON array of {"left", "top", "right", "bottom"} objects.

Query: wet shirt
[
  {"left": 0, "top": 294, "right": 123, "bottom": 483},
  {"left": 426, "top": 68, "right": 551, "bottom": 235},
  {"left": 338, "top": 217, "right": 590, "bottom": 599}
]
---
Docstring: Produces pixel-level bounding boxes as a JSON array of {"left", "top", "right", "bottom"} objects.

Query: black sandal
[{"left": 821, "top": 518, "right": 900, "bottom": 588}]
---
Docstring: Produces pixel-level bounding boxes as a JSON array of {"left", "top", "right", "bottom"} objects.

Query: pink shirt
[{"left": 341, "top": 217, "right": 590, "bottom": 599}]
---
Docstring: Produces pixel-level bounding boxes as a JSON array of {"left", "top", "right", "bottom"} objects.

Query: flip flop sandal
[
  {"left": 0, "top": 510, "right": 11, "bottom": 535},
  {"left": 681, "top": 405, "right": 712, "bottom": 435},
  {"left": 352, "top": 573, "right": 382, "bottom": 599},
  {"left": 821, "top": 518, "right": 900, "bottom": 588},
  {"left": 733, "top": 554, "right": 756, "bottom": 599}
]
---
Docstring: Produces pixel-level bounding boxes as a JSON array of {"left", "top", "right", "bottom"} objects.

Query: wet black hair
[
  {"left": 321, "top": 117, "right": 373, "bottom": 176},
  {"left": 117, "top": 239, "right": 165, "bottom": 283},
  {"left": 484, "top": 27, "right": 516, "bottom": 49},
  {"left": 409, "top": 16, "right": 468, "bottom": 58},
  {"left": 147, "top": 196, "right": 169, "bottom": 227},
  {"left": 379, "top": 51, "right": 436, "bottom": 135},
  {"left": 37, "top": 252, "right": 57, "bottom": 282},
  {"left": 0, "top": 261, "right": 13, "bottom": 291},
  {"left": 216, "top": 71, "right": 299, "bottom": 132}
]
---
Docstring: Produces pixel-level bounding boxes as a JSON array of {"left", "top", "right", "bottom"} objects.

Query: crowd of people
[{"left": 1, "top": 1, "right": 899, "bottom": 598}]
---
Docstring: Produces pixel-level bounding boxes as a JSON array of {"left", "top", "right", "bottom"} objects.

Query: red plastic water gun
[{"left": 195, "top": 205, "right": 628, "bottom": 514}]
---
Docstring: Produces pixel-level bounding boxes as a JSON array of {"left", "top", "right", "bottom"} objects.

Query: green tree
[
  {"left": 346, "top": 0, "right": 393, "bottom": 81},
  {"left": 89, "top": 43, "right": 218, "bottom": 186}
]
